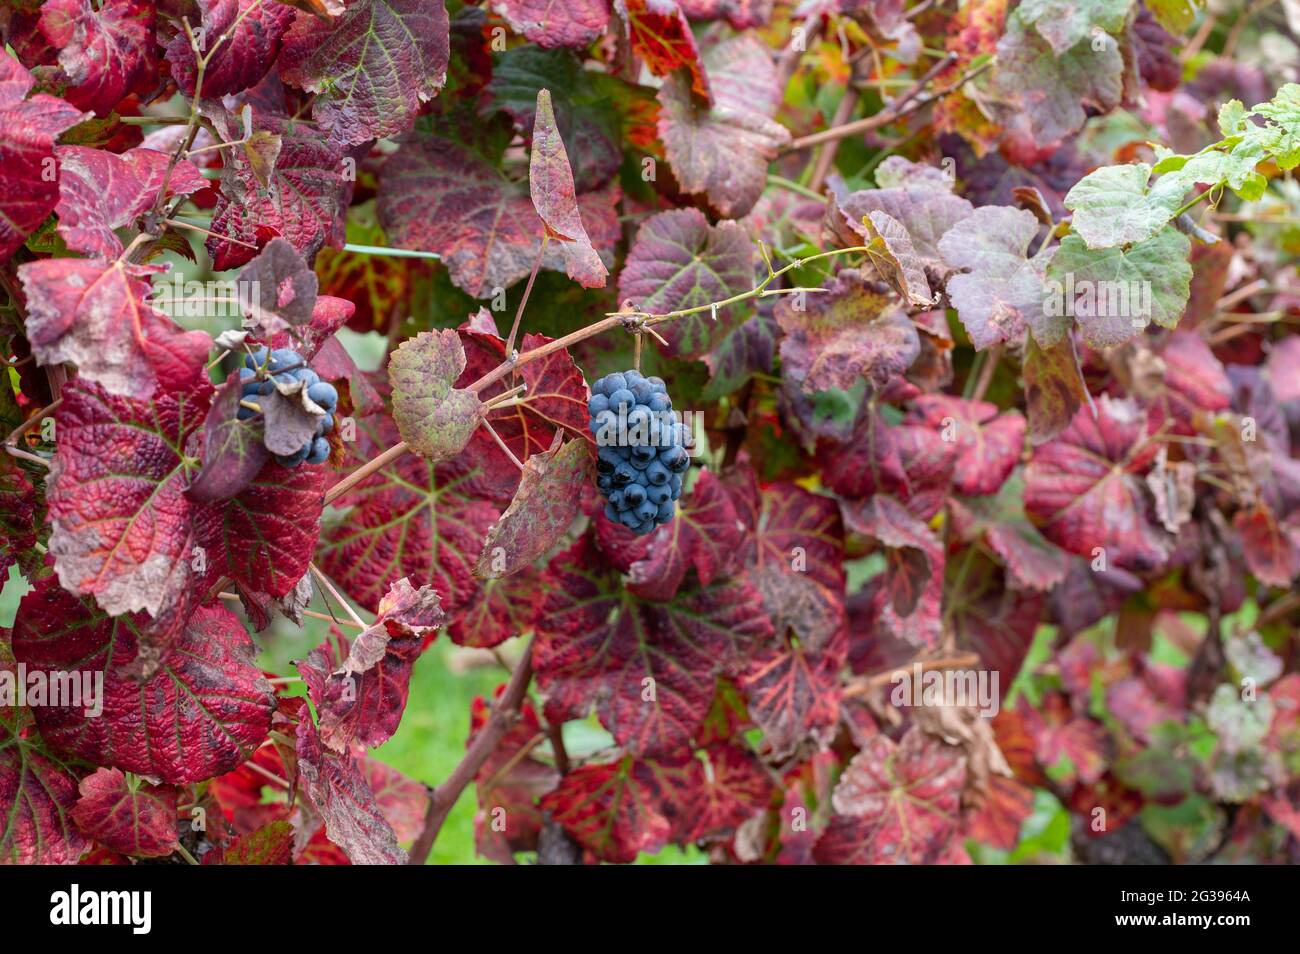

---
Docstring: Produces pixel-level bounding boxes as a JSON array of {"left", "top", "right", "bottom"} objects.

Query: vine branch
[{"left": 407, "top": 638, "right": 535, "bottom": 865}]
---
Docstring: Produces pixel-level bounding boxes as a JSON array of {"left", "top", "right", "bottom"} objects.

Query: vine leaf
[
  {"left": 616, "top": 0, "right": 712, "bottom": 103},
  {"left": 300, "top": 579, "right": 445, "bottom": 752},
  {"left": 45, "top": 379, "right": 211, "bottom": 639},
  {"left": 817, "top": 727, "right": 966, "bottom": 864},
  {"left": 858, "top": 210, "right": 933, "bottom": 307},
  {"left": 908, "top": 395, "right": 1026, "bottom": 497},
  {"left": 379, "top": 134, "right": 620, "bottom": 297},
  {"left": 12, "top": 583, "right": 275, "bottom": 784},
  {"left": 187, "top": 371, "right": 271, "bottom": 506},
  {"left": 724, "top": 465, "right": 847, "bottom": 654},
  {"left": 1023, "top": 334, "right": 1089, "bottom": 446},
  {"left": 492, "top": 0, "right": 610, "bottom": 49},
  {"left": 953, "top": 469, "right": 1072, "bottom": 591},
  {"left": 529, "top": 89, "right": 609, "bottom": 288},
  {"left": 1025, "top": 396, "right": 1171, "bottom": 572},
  {"left": 206, "top": 105, "right": 351, "bottom": 270},
  {"left": 320, "top": 412, "right": 500, "bottom": 616},
  {"left": 657, "top": 34, "right": 790, "bottom": 218},
  {"left": 617, "top": 208, "right": 756, "bottom": 358},
  {"left": 539, "top": 754, "right": 674, "bottom": 863},
  {"left": 165, "top": 0, "right": 296, "bottom": 98},
  {"left": 775, "top": 269, "right": 920, "bottom": 394},
  {"left": 202, "top": 820, "right": 295, "bottom": 865},
  {"left": 474, "top": 436, "right": 593, "bottom": 580},
  {"left": 39, "top": 0, "right": 157, "bottom": 116},
  {"left": 0, "top": 630, "right": 86, "bottom": 865},
  {"left": 449, "top": 570, "right": 542, "bottom": 648},
  {"left": 992, "top": 12, "right": 1122, "bottom": 147},
  {"left": 236, "top": 237, "right": 319, "bottom": 338},
  {"left": 279, "top": 0, "right": 450, "bottom": 146},
  {"left": 0, "top": 52, "right": 85, "bottom": 262},
  {"left": 1046, "top": 228, "right": 1192, "bottom": 348},
  {"left": 740, "top": 632, "right": 842, "bottom": 759},
  {"left": 296, "top": 715, "right": 407, "bottom": 864},
  {"left": 19, "top": 258, "right": 212, "bottom": 399},
  {"left": 71, "top": 768, "right": 180, "bottom": 859},
  {"left": 595, "top": 469, "right": 744, "bottom": 602},
  {"left": 54, "top": 145, "right": 205, "bottom": 258},
  {"left": 536, "top": 536, "right": 773, "bottom": 757},
  {"left": 938, "top": 205, "right": 1063, "bottom": 350},
  {"left": 389, "top": 329, "right": 484, "bottom": 463}
]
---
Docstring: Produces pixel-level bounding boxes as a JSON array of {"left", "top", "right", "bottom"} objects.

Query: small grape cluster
[
  {"left": 589, "top": 369, "right": 691, "bottom": 536},
  {"left": 240, "top": 346, "right": 338, "bottom": 467}
]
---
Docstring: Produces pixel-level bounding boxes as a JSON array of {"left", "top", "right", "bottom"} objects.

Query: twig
[
  {"left": 481, "top": 419, "right": 525, "bottom": 471},
  {"left": 216, "top": 591, "right": 364, "bottom": 630},
  {"left": 784, "top": 56, "right": 986, "bottom": 152},
  {"left": 309, "top": 563, "right": 368, "bottom": 629},
  {"left": 970, "top": 343, "right": 1002, "bottom": 402},
  {"left": 165, "top": 217, "right": 258, "bottom": 249},
  {"left": 505, "top": 234, "right": 549, "bottom": 355},
  {"left": 407, "top": 639, "right": 535, "bottom": 865}
]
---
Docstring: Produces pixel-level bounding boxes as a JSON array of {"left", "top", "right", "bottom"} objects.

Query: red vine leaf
[
  {"left": 55, "top": 145, "right": 205, "bottom": 258},
  {"left": 656, "top": 34, "right": 790, "bottom": 218},
  {"left": 617, "top": 208, "right": 756, "bottom": 358},
  {"left": 320, "top": 412, "right": 500, "bottom": 615},
  {"left": 539, "top": 754, "right": 673, "bottom": 863},
  {"left": 300, "top": 579, "right": 445, "bottom": 752},
  {"left": 739, "top": 632, "right": 842, "bottom": 760},
  {"left": 39, "top": 0, "right": 156, "bottom": 116},
  {"left": 187, "top": 371, "right": 271, "bottom": 506},
  {"left": 908, "top": 394, "right": 1026, "bottom": 497},
  {"left": 0, "top": 52, "right": 85, "bottom": 263},
  {"left": 236, "top": 237, "right": 319, "bottom": 338},
  {"left": 71, "top": 767, "right": 179, "bottom": 859},
  {"left": 295, "top": 715, "right": 406, "bottom": 864},
  {"left": 536, "top": 536, "right": 773, "bottom": 757},
  {"left": 1024, "top": 396, "right": 1171, "bottom": 572},
  {"left": 379, "top": 134, "right": 619, "bottom": 297},
  {"left": 198, "top": 460, "right": 328, "bottom": 600},
  {"left": 817, "top": 727, "right": 966, "bottom": 864},
  {"left": 45, "top": 379, "right": 211, "bottom": 637},
  {"left": 529, "top": 88, "right": 609, "bottom": 288},
  {"left": 12, "top": 583, "right": 275, "bottom": 784},
  {"left": 449, "top": 570, "right": 541, "bottom": 648},
  {"left": 492, "top": 0, "right": 610, "bottom": 49},
  {"left": 474, "top": 436, "right": 593, "bottom": 580},
  {"left": 18, "top": 258, "right": 212, "bottom": 399},
  {"left": 206, "top": 107, "right": 350, "bottom": 270},
  {"left": 166, "top": 0, "right": 296, "bottom": 98},
  {"left": 279, "top": 0, "right": 451, "bottom": 146},
  {"left": 202, "top": 820, "right": 294, "bottom": 865},
  {"left": 595, "top": 469, "right": 744, "bottom": 602},
  {"left": 724, "top": 465, "right": 847, "bottom": 653}
]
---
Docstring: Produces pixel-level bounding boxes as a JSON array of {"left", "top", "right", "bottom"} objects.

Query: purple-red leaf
[
  {"left": 71, "top": 768, "right": 179, "bottom": 858},
  {"left": 39, "top": 0, "right": 156, "bottom": 116},
  {"left": 13, "top": 583, "right": 275, "bottom": 784},
  {"left": 529, "top": 88, "right": 609, "bottom": 288},
  {"left": 279, "top": 0, "right": 451, "bottom": 146},
  {"left": 19, "top": 258, "right": 212, "bottom": 399}
]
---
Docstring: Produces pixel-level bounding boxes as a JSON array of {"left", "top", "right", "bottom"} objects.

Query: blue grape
[
  {"left": 588, "top": 393, "right": 610, "bottom": 416},
  {"left": 608, "top": 388, "right": 636, "bottom": 412},
  {"left": 305, "top": 437, "right": 330, "bottom": 465},
  {"left": 307, "top": 381, "right": 337, "bottom": 410}
]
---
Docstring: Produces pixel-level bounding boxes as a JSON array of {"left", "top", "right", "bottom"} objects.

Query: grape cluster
[
  {"left": 588, "top": 369, "right": 691, "bottom": 536},
  {"left": 240, "top": 346, "right": 338, "bottom": 467}
]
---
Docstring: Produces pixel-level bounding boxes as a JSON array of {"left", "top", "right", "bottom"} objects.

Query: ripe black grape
[
  {"left": 241, "top": 346, "right": 337, "bottom": 468},
  {"left": 588, "top": 369, "right": 691, "bottom": 536}
]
